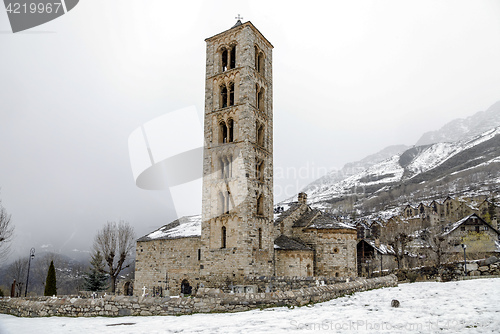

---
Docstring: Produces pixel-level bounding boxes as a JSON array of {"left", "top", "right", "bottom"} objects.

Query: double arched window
[
  {"left": 220, "top": 155, "right": 233, "bottom": 179},
  {"left": 219, "top": 190, "right": 231, "bottom": 216},
  {"left": 221, "top": 45, "right": 237, "bottom": 72},
  {"left": 220, "top": 82, "right": 235, "bottom": 108},
  {"left": 219, "top": 119, "right": 234, "bottom": 144}
]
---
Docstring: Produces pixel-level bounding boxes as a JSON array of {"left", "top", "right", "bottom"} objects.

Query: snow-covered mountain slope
[
  {"left": 416, "top": 100, "right": 500, "bottom": 146},
  {"left": 301, "top": 126, "right": 500, "bottom": 208}
]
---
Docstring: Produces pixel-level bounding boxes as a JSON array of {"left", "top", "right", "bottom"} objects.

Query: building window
[
  {"left": 228, "top": 118, "right": 234, "bottom": 142},
  {"left": 230, "top": 46, "right": 236, "bottom": 69},
  {"left": 256, "top": 86, "right": 265, "bottom": 111},
  {"left": 221, "top": 226, "right": 227, "bottom": 249},
  {"left": 220, "top": 155, "right": 232, "bottom": 179},
  {"left": 219, "top": 121, "right": 227, "bottom": 143},
  {"left": 258, "top": 228, "right": 262, "bottom": 249},
  {"left": 256, "top": 159, "right": 264, "bottom": 182},
  {"left": 221, "top": 48, "right": 228, "bottom": 72},
  {"left": 198, "top": 249, "right": 201, "bottom": 261},
  {"left": 220, "top": 82, "right": 235, "bottom": 109},
  {"left": 229, "top": 83, "right": 234, "bottom": 106},
  {"left": 219, "top": 192, "right": 225, "bottom": 216},
  {"left": 220, "top": 85, "right": 228, "bottom": 108},
  {"left": 221, "top": 45, "right": 237, "bottom": 72},
  {"left": 256, "top": 123, "right": 265, "bottom": 146},
  {"left": 257, "top": 194, "right": 264, "bottom": 216}
]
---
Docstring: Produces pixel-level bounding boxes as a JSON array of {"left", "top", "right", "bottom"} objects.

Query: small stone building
[{"left": 441, "top": 213, "right": 500, "bottom": 259}]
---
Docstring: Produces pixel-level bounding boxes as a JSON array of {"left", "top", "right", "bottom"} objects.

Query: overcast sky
[{"left": 1, "top": 0, "right": 500, "bottom": 262}]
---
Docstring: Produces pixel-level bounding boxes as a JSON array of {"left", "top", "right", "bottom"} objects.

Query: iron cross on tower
[{"left": 235, "top": 14, "right": 243, "bottom": 21}]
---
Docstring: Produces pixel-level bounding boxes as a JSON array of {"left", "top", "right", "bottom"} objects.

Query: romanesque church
[{"left": 134, "top": 20, "right": 357, "bottom": 296}]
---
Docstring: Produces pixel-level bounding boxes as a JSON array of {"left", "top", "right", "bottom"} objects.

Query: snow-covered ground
[{"left": 1, "top": 278, "right": 499, "bottom": 334}]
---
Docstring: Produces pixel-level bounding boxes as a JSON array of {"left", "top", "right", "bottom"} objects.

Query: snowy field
[{"left": 0, "top": 278, "right": 499, "bottom": 334}]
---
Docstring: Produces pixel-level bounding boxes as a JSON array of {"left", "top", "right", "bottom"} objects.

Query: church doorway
[{"left": 180, "top": 279, "right": 192, "bottom": 296}]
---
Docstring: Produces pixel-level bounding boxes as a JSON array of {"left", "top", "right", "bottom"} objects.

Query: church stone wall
[
  {"left": 298, "top": 229, "right": 358, "bottom": 278},
  {"left": 275, "top": 250, "right": 314, "bottom": 277},
  {"left": 134, "top": 237, "right": 201, "bottom": 296}
]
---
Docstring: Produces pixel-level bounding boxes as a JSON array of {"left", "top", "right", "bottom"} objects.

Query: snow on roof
[
  {"left": 363, "top": 239, "right": 396, "bottom": 255},
  {"left": 138, "top": 215, "right": 201, "bottom": 242}
]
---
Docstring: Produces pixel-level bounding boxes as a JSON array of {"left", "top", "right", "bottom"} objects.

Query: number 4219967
[{"left": 6, "top": 2, "right": 63, "bottom": 14}]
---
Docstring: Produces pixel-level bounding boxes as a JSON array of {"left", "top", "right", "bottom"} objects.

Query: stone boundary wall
[
  {"left": 243, "top": 275, "right": 350, "bottom": 292},
  {"left": 396, "top": 256, "right": 500, "bottom": 282},
  {"left": 0, "top": 275, "right": 397, "bottom": 317}
]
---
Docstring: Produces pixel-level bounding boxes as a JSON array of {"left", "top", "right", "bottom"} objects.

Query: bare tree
[
  {"left": 0, "top": 200, "right": 14, "bottom": 262},
  {"left": 7, "top": 257, "right": 28, "bottom": 297},
  {"left": 93, "top": 221, "right": 135, "bottom": 293}
]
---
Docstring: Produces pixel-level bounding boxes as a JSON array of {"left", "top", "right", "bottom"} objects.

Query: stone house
[
  {"left": 441, "top": 213, "right": 500, "bottom": 259},
  {"left": 356, "top": 239, "right": 396, "bottom": 277},
  {"left": 134, "top": 20, "right": 358, "bottom": 296}
]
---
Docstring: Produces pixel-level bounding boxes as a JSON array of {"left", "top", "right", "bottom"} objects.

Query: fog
[{"left": 1, "top": 0, "right": 500, "bottom": 262}]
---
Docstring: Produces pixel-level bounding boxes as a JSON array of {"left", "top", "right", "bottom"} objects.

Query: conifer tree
[
  {"left": 44, "top": 260, "right": 57, "bottom": 296},
  {"left": 84, "top": 250, "right": 108, "bottom": 292}
]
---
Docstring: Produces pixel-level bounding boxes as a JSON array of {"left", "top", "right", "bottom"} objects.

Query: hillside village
[{"left": 354, "top": 195, "right": 500, "bottom": 276}]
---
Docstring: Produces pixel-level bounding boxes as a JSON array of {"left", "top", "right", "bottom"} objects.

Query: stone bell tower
[{"left": 200, "top": 20, "right": 274, "bottom": 286}]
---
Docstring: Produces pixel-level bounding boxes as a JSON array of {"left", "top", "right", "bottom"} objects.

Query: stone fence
[{"left": 0, "top": 275, "right": 397, "bottom": 317}]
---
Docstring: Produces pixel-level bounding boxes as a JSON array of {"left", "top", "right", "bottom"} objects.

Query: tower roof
[{"left": 205, "top": 21, "right": 273, "bottom": 48}]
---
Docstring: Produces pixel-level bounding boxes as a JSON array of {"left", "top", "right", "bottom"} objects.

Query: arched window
[
  {"left": 229, "top": 82, "right": 234, "bottom": 106},
  {"left": 221, "top": 48, "right": 228, "bottom": 72},
  {"left": 257, "top": 124, "right": 264, "bottom": 147},
  {"left": 221, "top": 226, "right": 227, "bottom": 249},
  {"left": 219, "top": 121, "right": 227, "bottom": 143},
  {"left": 258, "top": 87, "right": 265, "bottom": 111},
  {"left": 230, "top": 46, "right": 236, "bottom": 69},
  {"left": 227, "top": 118, "right": 234, "bottom": 142},
  {"left": 225, "top": 191, "right": 231, "bottom": 214},
  {"left": 254, "top": 46, "right": 259, "bottom": 70},
  {"left": 258, "top": 228, "right": 262, "bottom": 249},
  {"left": 256, "top": 159, "right": 264, "bottom": 182},
  {"left": 220, "top": 85, "right": 228, "bottom": 108},
  {"left": 220, "top": 157, "right": 225, "bottom": 179},
  {"left": 219, "top": 192, "right": 225, "bottom": 216},
  {"left": 257, "top": 52, "right": 264, "bottom": 75},
  {"left": 257, "top": 194, "right": 264, "bottom": 216}
]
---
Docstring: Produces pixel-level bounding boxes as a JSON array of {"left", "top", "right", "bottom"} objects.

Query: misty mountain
[
  {"left": 285, "top": 100, "right": 500, "bottom": 215},
  {"left": 299, "top": 144, "right": 410, "bottom": 196},
  {"left": 296, "top": 126, "right": 500, "bottom": 215},
  {"left": 416, "top": 100, "right": 500, "bottom": 146}
]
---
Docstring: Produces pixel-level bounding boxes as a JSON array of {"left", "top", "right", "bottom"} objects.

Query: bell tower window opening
[
  {"left": 257, "top": 52, "right": 265, "bottom": 75},
  {"left": 256, "top": 159, "right": 264, "bottom": 182},
  {"left": 221, "top": 48, "right": 228, "bottom": 72},
  {"left": 220, "top": 157, "right": 225, "bottom": 179},
  {"left": 219, "top": 121, "right": 228, "bottom": 143},
  {"left": 219, "top": 191, "right": 225, "bottom": 216},
  {"left": 220, "top": 85, "right": 228, "bottom": 108},
  {"left": 256, "top": 123, "right": 265, "bottom": 147},
  {"left": 258, "top": 87, "right": 265, "bottom": 112},
  {"left": 257, "top": 194, "right": 264, "bottom": 216},
  {"left": 225, "top": 191, "right": 231, "bottom": 214},
  {"left": 258, "top": 228, "right": 263, "bottom": 249},
  {"left": 229, "top": 83, "right": 235, "bottom": 106},
  {"left": 221, "top": 226, "right": 227, "bottom": 249},
  {"left": 230, "top": 45, "right": 236, "bottom": 69},
  {"left": 228, "top": 118, "right": 234, "bottom": 142}
]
